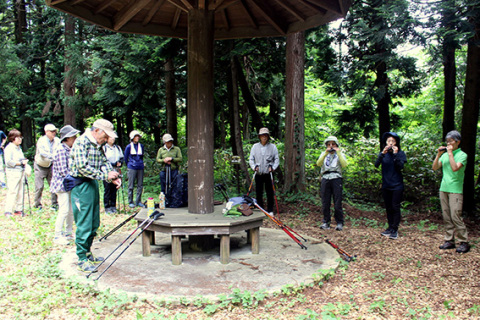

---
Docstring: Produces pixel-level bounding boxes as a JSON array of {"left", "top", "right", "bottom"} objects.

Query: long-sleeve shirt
[
  {"left": 375, "top": 151, "right": 407, "bottom": 190},
  {"left": 36, "top": 135, "right": 60, "bottom": 161},
  {"left": 4, "top": 143, "right": 25, "bottom": 172},
  {"left": 156, "top": 145, "right": 182, "bottom": 171},
  {"left": 249, "top": 142, "right": 280, "bottom": 174},
  {"left": 124, "top": 143, "right": 144, "bottom": 170},
  {"left": 51, "top": 143, "right": 72, "bottom": 193},
  {"left": 69, "top": 130, "right": 113, "bottom": 181},
  {"left": 316, "top": 150, "right": 347, "bottom": 180}
]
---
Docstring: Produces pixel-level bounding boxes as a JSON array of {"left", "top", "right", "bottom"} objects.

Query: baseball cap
[
  {"left": 162, "top": 133, "right": 174, "bottom": 143},
  {"left": 93, "top": 119, "right": 118, "bottom": 138},
  {"left": 44, "top": 124, "right": 57, "bottom": 132}
]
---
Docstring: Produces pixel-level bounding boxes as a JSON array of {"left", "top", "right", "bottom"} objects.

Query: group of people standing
[{"left": 250, "top": 127, "right": 470, "bottom": 254}]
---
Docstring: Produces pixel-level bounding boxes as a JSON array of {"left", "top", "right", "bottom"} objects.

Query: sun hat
[
  {"left": 162, "top": 133, "right": 174, "bottom": 143},
  {"left": 93, "top": 119, "right": 117, "bottom": 138},
  {"left": 59, "top": 125, "right": 80, "bottom": 142},
  {"left": 258, "top": 128, "right": 270, "bottom": 136},
  {"left": 129, "top": 130, "right": 142, "bottom": 140}
]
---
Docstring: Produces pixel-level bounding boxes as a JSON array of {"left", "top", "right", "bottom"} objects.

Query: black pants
[
  {"left": 321, "top": 178, "right": 344, "bottom": 224},
  {"left": 382, "top": 189, "right": 403, "bottom": 231},
  {"left": 255, "top": 173, "right": 274, "bottom": 212},
  {"left": 103, "top": 181, "right": 118, "bottom": 209}
]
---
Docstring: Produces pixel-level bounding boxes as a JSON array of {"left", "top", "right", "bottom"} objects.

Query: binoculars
[
  {"left": 386, "top": 146, "right": 393, "bottom": 152},
  {"left": 328, "top": 148, "right": 336, "bottom": 153},
  {"left": 439, "top": 147, "right": 447, "bottom": 152}
]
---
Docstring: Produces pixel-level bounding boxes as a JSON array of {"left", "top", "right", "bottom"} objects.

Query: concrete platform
[{"left": 59, "top": 225, "right": 340, "bottom": 301}]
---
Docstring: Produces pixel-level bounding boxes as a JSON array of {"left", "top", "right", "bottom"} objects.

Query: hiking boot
[
  {"left": 389, "top": 230, "right": 398, "bottom": 240},
  {"left": 320, "top": 222, "right": 330, "bottom": 230},
  {"left": 4, "top": 212, "right": 12, "bottom": 217},
  {"left": 53, "top": 236, "right": 70, "bottom": 245},
  {"left": 77, "top": 260, "right": 97, "bottom": 273},
  {"left": 439, "top": 241, "right": 456, "bottom": 250},
  {"left": 86, "top": 252, "right": 104, "bottom": 264},
  {"left": 129, "top": 203, "right": 135, "bottom": 208},
  {"left": 381, "top": 229, "right": 392, "bottom": 237},
  {"left": 35, "top": 205, "right": 43, "bottom": 212},
  {"left": 335, "top": 223, "right": 343, "bottom": 231},
  {"left": 13, "top": 211, "right": 23, "bottom": 216},
  {"left": 456, "top": 242, "right": 470, "bottom": 254},
  {"left": 51, "top": 204, "right": 58, "bottom": 211},
  {"left": 137, "top": 203, "right": 146, "bottom": 208},
  {"left": 109, "top": 207, "right": 117, "bottom": 214}
]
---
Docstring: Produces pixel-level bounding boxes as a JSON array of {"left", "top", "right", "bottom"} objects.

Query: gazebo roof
[{"left": 46, "top": 0, "right": 351, "bottom": 39}]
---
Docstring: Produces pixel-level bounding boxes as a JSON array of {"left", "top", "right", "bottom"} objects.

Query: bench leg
[
  {"left": 251, "top": 227, "right": 260, "bottom": 254},
  {"left": 142, "top": 230, "right": 152, "bottom": 257},
  {"left": 220, "top": 235, "right": 230, "bottom": 264},
  {"left": 172, "top": 235, "right": 182, "bottom": 265}
]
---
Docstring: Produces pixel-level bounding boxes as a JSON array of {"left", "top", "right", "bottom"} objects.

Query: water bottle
[
  {"left": 147, "top": 197, "right": 154, "bottom": 214},
  {"left": 159, "top": 192, "right": 165, "bottom": 210}
]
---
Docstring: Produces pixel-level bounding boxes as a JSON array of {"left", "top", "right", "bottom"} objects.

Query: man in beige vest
[{"left": 34, "top": 124, "right": 60, "bottom": 210}]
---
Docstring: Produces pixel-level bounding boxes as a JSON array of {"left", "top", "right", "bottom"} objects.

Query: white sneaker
[{"left": 53, "top": 236, "right": 70, "bottom": 245}]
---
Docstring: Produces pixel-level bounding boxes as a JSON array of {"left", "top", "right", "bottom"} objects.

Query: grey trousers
[
  {"left": 34, "top": 162, "right": 58, "bottom": 207},
  {"left": 127, "top": 168, "right": 144, "bottom": 205}
]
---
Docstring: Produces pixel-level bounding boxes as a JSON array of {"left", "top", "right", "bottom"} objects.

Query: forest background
[{"left": 0, "top": 0, "right": 479, "bottom": 217}]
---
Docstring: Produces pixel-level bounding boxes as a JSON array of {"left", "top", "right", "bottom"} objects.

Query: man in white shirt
[{"left": 34, "top": 123, "right": 60, "bottom": 210}]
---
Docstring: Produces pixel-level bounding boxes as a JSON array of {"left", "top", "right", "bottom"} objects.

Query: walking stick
[
  {"left": 325, "top": 239, "right": 356, "bottom": 262},
  {"left": 246, "top": 171, "right": 256, "bottom": 196},
  {"left": 88, "top": 211, "right": 164, "bottom": 278},
  {"left": 99, "top": 209, "right": 141, "bottom": 242},
  {"left": 269, "top": 171, "right": 280, "bottom": 217},
  {"left": 92, "top": 211, "right": 164, "bottom": 281},
  {"left": 243, "top": 195, "right": 307, "bottom": 249},
  {"left": 24, "top": 174, "right": 31, "bottom": 216}
]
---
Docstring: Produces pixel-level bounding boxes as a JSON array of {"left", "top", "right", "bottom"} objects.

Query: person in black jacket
[{"left": 375, "top": 132, "right": 407, "bottom": 240}]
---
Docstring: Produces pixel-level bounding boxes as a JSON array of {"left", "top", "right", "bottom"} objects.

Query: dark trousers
[
  {"left": 382, "top": 189, "right": 403, "bottom": 231},
  {"left": 321, "top": 178, "right": 344, "bottom": 224},
  {"left": 159, "top": 169, "right": 178, "bottom": 195},
  {"left": 127, "top": 168, "right": 144, "bottom": 205},
  {"left": 255, "top": 173, "right": 274, "bottom": 212},
  {"left": 103, "top": 181, "right": 117, "bottom": 209}
]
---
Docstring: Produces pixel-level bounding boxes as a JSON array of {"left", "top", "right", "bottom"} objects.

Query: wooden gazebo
[{"left": 47, "top": 0, "right": 351, "bottom": 214}]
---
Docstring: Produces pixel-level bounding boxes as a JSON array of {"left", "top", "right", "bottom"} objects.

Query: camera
[
  {"left": 328, "top": 148, "right": 336, "bottom": 153},
  {"left": 386, "top": 146, "right": 393, "bottom": 153}
]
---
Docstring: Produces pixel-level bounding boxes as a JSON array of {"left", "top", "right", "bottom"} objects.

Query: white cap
[
  {"left": 162, "top": 133, "right": 174, "bottom": 143},
  {"left": 44, "top": 124, "right": 57, "bottom": 132},
  {"left": 93, "top": 119, "right": 117, "bottom": 138},
  {"left": 129, "top": 130, "right": 142, "bottom": 140}
]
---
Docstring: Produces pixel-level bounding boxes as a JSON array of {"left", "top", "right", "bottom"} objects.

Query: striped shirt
[
  {"left": 69, "top": 130, "right": 113, "bottom": 181},
  {"left": 51, "top": 143, "right": 72, "bottom": 193}
]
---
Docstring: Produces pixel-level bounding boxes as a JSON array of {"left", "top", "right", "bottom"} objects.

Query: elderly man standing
[
  {"left": 69, "top": 119, "right": 121, "bottom": 272},
  {"left": 34, "top": 123, "right": 60, "bottom": 210}
]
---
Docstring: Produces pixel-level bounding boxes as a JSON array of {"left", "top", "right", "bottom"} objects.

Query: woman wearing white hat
[
  {"left": 156, "top": 133, "right": 183, "bottom": 203},
  {"left": 124, "top": 130, "right": 145, "bottom": 208}
]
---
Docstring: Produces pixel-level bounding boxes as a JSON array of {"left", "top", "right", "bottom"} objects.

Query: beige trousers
[
  {"left": 5, "top": 170, "right": 24, "bottom": 213},
  {"left": 440, "top": 191, "right": 468, "bottom": 242},
  {"left": 54, "top": 191, "right": 74, "bottom": 237}
]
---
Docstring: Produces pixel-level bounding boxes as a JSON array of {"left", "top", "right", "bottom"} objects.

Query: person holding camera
[
  {"left": 51, "top": 125, "right": 80, "bottom": 245},
  {"left": 432, "top": 130, "right": 469, "bottom": 253},
  {"left": 249, "top": 128, "right": 279, "bottom": 214},
  {"left": 317, "top": 136, "right": 347, "bottom": 231},
  {"left": 3, "top": 129, "right": 29, "bottom": 217},
  {"left": 375, "top": 132, "right": 407, "bottom": 240}
]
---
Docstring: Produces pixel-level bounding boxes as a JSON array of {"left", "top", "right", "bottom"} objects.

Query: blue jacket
[{"left": 124, "top": 143, "right": 145, "bottom": 170}]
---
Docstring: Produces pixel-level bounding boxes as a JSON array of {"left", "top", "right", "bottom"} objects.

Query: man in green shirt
[
  {"left": 70, "top": 119, "right": 122, "bottom": 272},
  {"left": 432, "top": 130, "right": 469, "bottom": 253}
]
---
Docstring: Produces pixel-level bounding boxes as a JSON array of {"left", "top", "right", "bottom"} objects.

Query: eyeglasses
[{"left": 15, "top": 136, "right": 23, "bottom": 139}]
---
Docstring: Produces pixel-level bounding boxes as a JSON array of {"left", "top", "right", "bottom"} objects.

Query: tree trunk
[
  {"left": 63, "top": 14, "right": 76, "bottom": 126},
  {"left": 165, "top": 58, "right": 178, "bottom": 142},
  {"left": 269, "top": 97, "right": 280, "bottom": 139},
  {"left": 234, "top": 56, "right": 263, "bottom": 133},
  {"left": 284, "top": 31, "right": 305, "bottom": 193},
  {"left": 460, "top": 14, "right": 480, "bottom": 216},
  {"left": 375, "top": 54, "right": 391, "bottom": 148},
  {"left": 187, "top": 7, "right": 214, "bottom": 214},
  {"left": 231, "top": 56, "right": 250, "bottom": 186},
  {"left": 442, "top": 0, "right": 457, "bottom": 139}
]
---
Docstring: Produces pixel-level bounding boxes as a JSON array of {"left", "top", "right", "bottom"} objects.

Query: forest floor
[{"left": 1, "top": 187, "right": 479, "bottom": 319}]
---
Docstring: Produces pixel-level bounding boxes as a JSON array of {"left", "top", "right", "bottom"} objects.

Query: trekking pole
[
  {"left": 269, "top": 171, "right": 280, "bottom": 217},
  {"left": 25, "top": 175, "right": 31, "bottom": 216},
  {"left": 214, "top": 184, "right": 229, "bottom": 202},
  {"left": 165, "top": 165, "right": 170, "bottom": 196},
  {"left": 87, "top": 211, "right": 164, "bottom": 279},
  {"left": 246, "top": 171, "right": 256, "bottom": 196},
  {"left": 244, "top": 195, "right": 307, "bottom": 249},
  {"left": 325, "top": 239, "right": 356, "bottom": 262},
  {"left": 93, "top": 211, "right": 164, "bottom": 281},
  {"left": 99, "top": 209, "right": 141, "bottom": 242}
]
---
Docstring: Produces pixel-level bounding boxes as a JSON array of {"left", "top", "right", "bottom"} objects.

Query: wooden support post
[
  {"left": 251, "top": 227, "right": 260, "bottom": 254},
  {"left": 220, "top": 235, "right": 230, "bottom": 264},
  {"left": 142, "top": 230, "right": 152, "bottom": 256},
  {"left": 172, "top": 235, "right": 182, "bottom": 265},
  {"left": 187, "top": 5, "right": 215, "bottom": 214}
]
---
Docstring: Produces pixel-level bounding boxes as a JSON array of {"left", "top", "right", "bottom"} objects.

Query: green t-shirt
[{"left": 439, "top": 148, "right": 467, "bottom": 194}]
